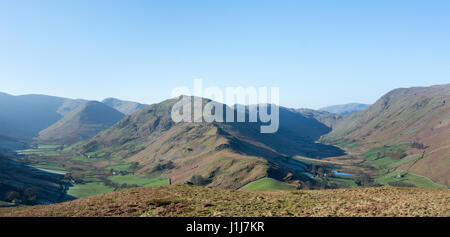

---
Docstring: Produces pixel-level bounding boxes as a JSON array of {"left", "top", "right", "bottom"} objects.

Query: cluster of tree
[
  {"left": 129, "top": 162, "right": 140, "bottom": 172},
  {"left": 310, "top": 164, "right": 328, "bottom": 178},
  {"left": 62, "top": 173, "right": 83, "bottom": 184},
  {"left": 411, "top": 142, "right": 428, "bottom": 150},
  {"left": 98, "top": 176, "right": 138, "bottom": 191},
  {"left": 355, "top": 174, "right": 381, "bottom": 187},
  {"left": 189, "top": 175, "right": 212, "bottom": 186},
  {"left": 4, "top": 187, "right": 37, "bottom": 205},
  {"left": 387, "top": 150, "right": 408, "bottom": 160},
  {"left": 376, "top": 150, "right": 407, "bottom": 160},
  {"left": 388, "top": 181, "right": 416, "bottom": 188},
  {"left": 151, "top": 160, "right": 174, "bottom": 172}
]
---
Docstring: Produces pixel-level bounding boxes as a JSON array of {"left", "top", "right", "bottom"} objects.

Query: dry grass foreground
[{"left": 1, "top": 185, "right": 449, "bottom": 217}]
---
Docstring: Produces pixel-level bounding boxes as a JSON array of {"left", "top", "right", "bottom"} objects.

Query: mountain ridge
[{"left": 320, "top": 103, "right": 369, "bottom": 115}]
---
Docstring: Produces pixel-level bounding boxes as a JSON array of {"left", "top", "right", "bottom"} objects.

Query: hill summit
[
  {"left": 37, "top": 101, "right": 125, "bottom": 144},
  {"left": 102, "top": 98, "right": 147, "bottom": 115}
]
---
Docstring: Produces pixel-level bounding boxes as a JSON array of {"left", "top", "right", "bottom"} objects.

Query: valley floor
[{"left": 1, "top": 185, "right": 449, "bottom": 217}]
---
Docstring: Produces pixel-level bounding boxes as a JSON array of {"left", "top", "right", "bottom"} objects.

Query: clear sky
[{"left": 1, "top": 0, "right": 449, "bottom": 109}]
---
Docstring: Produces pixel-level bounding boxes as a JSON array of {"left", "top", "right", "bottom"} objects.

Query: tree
[
  {"left": 5, "top": 191, "right": 20, "bottom": 202},
  {"left": 317, "top": 167, "right": 325, "bottom": 177},
  {"left": 355, "top": 174, "right": 373, "bottom": 187},
  {"left": 190, "top": 175, "right": 211, "bottom": 186},
  {"left": 129, "top": 162, "right": 140, "bottom": 171},
  {"left": 24, "top": 187, "right": 37, "bottom": 204},
  {"left": 311, "top": 164, "right": 317, "bottom": 175}
]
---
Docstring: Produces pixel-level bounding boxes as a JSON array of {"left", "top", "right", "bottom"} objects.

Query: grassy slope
[
  {"left": 363, "top": 143, "right": 446, "bottom": 189},
  {"left": 2, "top": 185, "right": 449, "bottom": 217},
  {"left": 241, "top": 178, "right": 295, "bottom": 191},
  {"left": 108, "top": 175, "right": 169, "bottom": 187},
  {"left": 66, "top": 182, "right": 114, "bottom": 198},
  {"left": 30, "top": 163, "right": 67, "bottom": 174}
]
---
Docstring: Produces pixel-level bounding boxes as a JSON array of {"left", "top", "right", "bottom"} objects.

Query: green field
[
  {"left": 71, "top": 155, "right": 95, "bottom": 162},
  {"left": 328, "top": 175, "right": 358, "bottom": 188},
  {"left": 361, "top": 143, "right": 446, "bottom": 189},
  {"left": 375, "top": 170, "right": 447, "bottom": 189},
  {"left": 108, "top": 175, "right": 169, "bottom": 187},
  {"left": 364, "top": 143, "right": 411, "bottom": 166},
  {"left": 107, "top": 163, "right": 132, "bottom": 172},
  {"left": 67, "top": 182, "right": 115, "bottom": 198},
  {"left": 241, "top": 177, "right": 295, "bottom": 191},
  {"left": 0, "top": 200, "right": 14, "bottom": 207},
  {"left": 30, "top": 163, "right": 67, "bottom": 174},
  {"left": 17, "top": 144, "right": 63, "bottom": 156}
]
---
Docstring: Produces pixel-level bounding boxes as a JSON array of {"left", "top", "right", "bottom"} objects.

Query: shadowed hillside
[
  {"left": 0, "top": 92, "right": 86, "bottom": 139},
  {"left": 323, "top": 84, "right": 450, "bottom": 185},
  {"left": 0, "top": 153, "right": 67, "bottom": 205},
  {"left": 295, "top": 108, "right": 343, "bottom": 129},
  {"left": 37, "top": 101, "right": 125, "bottom": 144}
]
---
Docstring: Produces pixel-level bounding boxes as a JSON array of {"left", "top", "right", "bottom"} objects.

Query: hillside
[
  {"left": 0, "top": 135, "right": 29, "bottom": 154},
  {"left": 2, "top": 185, "right": 448, "bottom": 217},
  {"left": 102, "top": 98, "right": 147, "bottom": 115},
  {"left": 295, "top": 108, "right": 343, "bottom": 129},
  {"left": 0, "top": 154, "right": 66, "bottom": 204},
  {"left": 323, "top": 84, "right": 450, "bottom": 185},
  {"left": 0, "top": 92, "right": 86, "bottom": 139},
  {"left": 320, "top": 103, "right": 369, "bottom": 115},
  {"left": 74, "top": 97, "right": 344, "bottom": 189},
  {"left": 37, "top": 101, "right": 125, "bottom": 144}
]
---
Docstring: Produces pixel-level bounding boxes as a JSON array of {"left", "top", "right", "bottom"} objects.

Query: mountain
[
  {"left": 320, "top": 103, "right": 369, "bottom": 115},
  {"left": 75, "top": 96, "right": 344, "bottom": 189},
  {"left": 323, "top": 84, "right": 450, "bottom": 185},
  {"left": 0, "top": 92, "right": 86, "bottom": 139},
  {"left": 37, "top": 101, "right": 126, "bottom": 145},
  {"left": 2, "top": 185, "right": 448, "bottom": 217},
  {"left": 102, "top": 98, "right": 147, "bottom": 115}
]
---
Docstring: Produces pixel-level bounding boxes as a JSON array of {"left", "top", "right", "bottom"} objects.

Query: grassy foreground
[
  {"left": 1, "top": 185, "right": 449, "bottom": 217},
  {"left": 241, "top": 177, "right": 295, "bottom": 191}
]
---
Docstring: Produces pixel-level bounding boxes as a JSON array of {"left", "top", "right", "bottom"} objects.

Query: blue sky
[{"left": 0, "top": 0, "right": 449, "bottom": 109}]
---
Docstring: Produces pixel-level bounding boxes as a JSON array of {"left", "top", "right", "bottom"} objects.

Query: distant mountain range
[
  {"left": 0, "top": 92, "right": 145, "bottom": 144},
  {"left": 320, "top": 103, "right": 369, "bottom": 115},
  {"left": 0, "top": 92, "right": 86, "bottom": 139}
]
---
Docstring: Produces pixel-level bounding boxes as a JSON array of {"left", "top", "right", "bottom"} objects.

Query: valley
[{"left": 0, "top": 84, "right": 448, "bottom": 216}]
